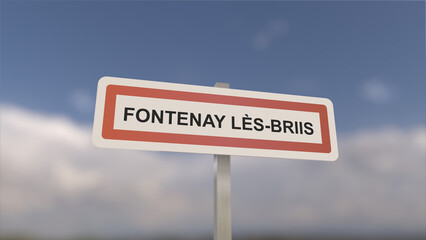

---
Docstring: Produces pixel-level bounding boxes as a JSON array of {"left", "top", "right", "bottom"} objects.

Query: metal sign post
[
  {"left": 93, "top": 77, "right": 338, "bottom": 240},
  {"left": 214, "top": 82, "right": 232, "bottom": 240}
]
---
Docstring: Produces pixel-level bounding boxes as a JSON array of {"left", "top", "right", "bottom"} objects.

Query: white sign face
[{"left": 93, "top": 76, "right": 338, "bottom": 161}]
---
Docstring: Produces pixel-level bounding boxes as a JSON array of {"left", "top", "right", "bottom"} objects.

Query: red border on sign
[{"left": 102, "top": 85, "right": 331, "bottom": 153}]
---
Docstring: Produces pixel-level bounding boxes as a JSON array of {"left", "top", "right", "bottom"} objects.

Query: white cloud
[
  {"left": 68, "top": 89, "right": 95, "bottom": 113},
  {"left": 361, "top": 78, "right": 394, "bottom": 104},
  {"left": 252, "top": 19, "right": 289, "bottom": 51},
  {"left": 0, "top": 105, "right": 425, "bottom": 238}
]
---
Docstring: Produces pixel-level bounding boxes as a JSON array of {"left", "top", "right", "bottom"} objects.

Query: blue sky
[
  {"left": 1, "top": 1, "right": 425, "bottom": 239},
  {"left": 1, "top": 1, "right": 425, "bottom": 132}
]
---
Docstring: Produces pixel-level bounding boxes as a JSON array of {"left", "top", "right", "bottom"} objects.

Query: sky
[{"left": 0, "top": 1, "right": 425, "bottom": 239}]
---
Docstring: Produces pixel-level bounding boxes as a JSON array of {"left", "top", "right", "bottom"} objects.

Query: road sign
[{"left": 93, "top": 76, "right": 338, "bottom": 161}]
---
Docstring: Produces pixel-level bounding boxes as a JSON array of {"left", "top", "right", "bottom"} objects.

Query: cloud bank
[{"left": 1, "top": 105, "right": 425, "bottom": 238}]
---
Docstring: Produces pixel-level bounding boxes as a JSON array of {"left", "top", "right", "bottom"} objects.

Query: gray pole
[{"left": 214, "top": 82, "right": 232, "bottom": 240}]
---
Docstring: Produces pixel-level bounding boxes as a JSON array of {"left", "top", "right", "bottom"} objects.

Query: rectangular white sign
[{"left": 93, "top": 76, "right": 338, "bottom": 161}]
